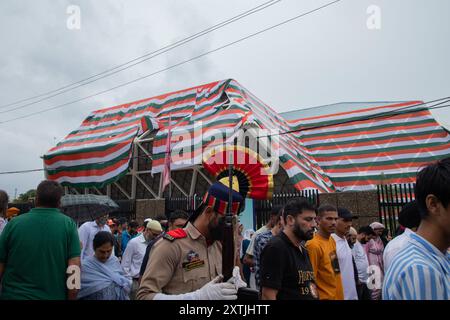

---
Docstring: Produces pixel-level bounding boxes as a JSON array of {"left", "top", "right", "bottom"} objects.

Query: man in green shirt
[{"left": 0, "top": 180, "right": 81, "bottom": 300}]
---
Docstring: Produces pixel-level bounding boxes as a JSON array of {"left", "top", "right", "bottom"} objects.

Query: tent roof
[
  {"left": 44, "top": 79, "right": 450, "bottom": 192},
  {"left": 280, "top": 101, "right": 414, "bottom": 120}
]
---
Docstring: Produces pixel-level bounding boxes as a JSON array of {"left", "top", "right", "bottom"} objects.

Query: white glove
[
  {"left": 227, "top": 266, "right": 247, "bottom": 290},
  {"left": 194, "top": 275, "right": 238, "bottom": 300},
  {"left": 153, "top": 275, "right": 237, "bottom": 300}
]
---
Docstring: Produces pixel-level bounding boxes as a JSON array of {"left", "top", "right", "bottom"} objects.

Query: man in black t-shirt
[{"left": 260, "top": 198, "right": 319, "bottom": 300}]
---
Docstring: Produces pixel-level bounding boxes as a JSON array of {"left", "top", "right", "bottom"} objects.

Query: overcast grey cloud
[{"left": 0, "top": 0, "right": 449, "bottom": 198}]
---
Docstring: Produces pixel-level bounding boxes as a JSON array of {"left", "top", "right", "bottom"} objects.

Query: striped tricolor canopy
[{"left": 43, "top": 79, "right": 450, "bottom": 192}]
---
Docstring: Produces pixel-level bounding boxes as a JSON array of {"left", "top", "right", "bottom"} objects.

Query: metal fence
[
  {"left": 253, "top": 190, "right": 320, "bottom": 230},
  {"left": 377, "top": 183, "right": 415, "bottom": 236},
  {"left": 165, "top": 195, "right": 203, "bottom": 218},
  {"left": 164, "top": 190, "right": 319, "bottom": 229},
  {"left": 110, "top": 199, "right": 136, "bottom": 221}
]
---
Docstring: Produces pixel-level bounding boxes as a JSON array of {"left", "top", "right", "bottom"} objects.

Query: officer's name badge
[{"left": 182, "top": 250, "right": 205, "bottom": 271}]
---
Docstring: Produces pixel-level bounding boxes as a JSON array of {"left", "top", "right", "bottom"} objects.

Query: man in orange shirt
[{"left": 306, "top": 204, "right": 344, "bottom": 300}]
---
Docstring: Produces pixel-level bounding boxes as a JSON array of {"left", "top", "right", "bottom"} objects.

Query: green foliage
[{"left": 13, "top": 189, "right": 36, "bottom": 203}]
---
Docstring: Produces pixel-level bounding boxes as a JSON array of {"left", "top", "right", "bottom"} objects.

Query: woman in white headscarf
[
  {"left": 78, "top": 231, "right": 132, "bottom": 300},
  {"left": 366, "top": 222, "right": 386, "bottom": 300}
]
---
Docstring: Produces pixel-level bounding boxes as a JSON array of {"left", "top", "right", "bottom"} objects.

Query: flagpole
[
  {"left": 228, "top": 150, "right": 233, "bottom": 215},
  {"left": 169, "top": 170, "right": 172, "bottom": 198},
  {"left": 161, "top": 114, "right": 172, "bottom": 198},
  {"left": 168, "top": 114, "right": 172, "bottom": 198}
]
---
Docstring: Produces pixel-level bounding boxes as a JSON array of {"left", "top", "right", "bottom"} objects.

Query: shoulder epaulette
[{"left": 163, "top": 228, "right": 187, "bottom": 242}]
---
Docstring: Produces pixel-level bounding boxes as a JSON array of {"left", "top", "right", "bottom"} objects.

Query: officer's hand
[
  {"left": 195, "top": 275, "right": 238, "bottom": 300},
  {"left": 227, "top": 266, "right": 247, "bottom": 289}
]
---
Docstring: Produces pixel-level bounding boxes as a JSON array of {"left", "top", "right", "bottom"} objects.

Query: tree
[{"left": 14, "top": 189, "right": 36, "bottom": 203}]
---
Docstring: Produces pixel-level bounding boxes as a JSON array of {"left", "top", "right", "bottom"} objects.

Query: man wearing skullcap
[
  {"left": 122, "top": 219, "right": 163, "bottom": 300},
  {"left": 138, "top": 210, "right": 189, "bottom": 282},
  {"left": 347, "top": 227, "right": 371, "bottom": 300}
]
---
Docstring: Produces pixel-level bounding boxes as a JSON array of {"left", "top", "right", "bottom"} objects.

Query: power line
[
  {"left": 428, "top": 104, "right": 450, "bottom": 111},
  {"left": 0, "top": 0, "right": 281, "bottom": 113},
  {"left": 0, "top": 0, "right": 342, "bottom": 124},
  {"left": 0, "top": 169, "right": 44, "bottom": 175},
  {"left": 2, "top": 96, "right": 449, "bottom": 176}
]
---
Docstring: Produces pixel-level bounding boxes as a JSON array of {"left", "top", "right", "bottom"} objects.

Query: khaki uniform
[{"left": 137, "top": 222, "right": 222, "bottom": 300}]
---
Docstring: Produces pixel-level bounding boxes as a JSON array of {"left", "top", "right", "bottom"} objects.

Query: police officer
[{"left": 137, "top": 180, "right": 247, "bottom": 300}]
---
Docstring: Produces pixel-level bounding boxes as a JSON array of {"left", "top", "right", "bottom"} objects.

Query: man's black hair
[
  {"left": 274, "top": 212, "right": 282, "bottom": 224},
  {"left": 358, "top": 226, "right": 376, "bottom": 236},
  {"left": 117, "top": 217, "right": 127, "bottom": 225},
  {"left": 36, "top": 180, "right": 64, "bottom": 208},
  {"left": 317, "top": 204, "right": 337, "bottom": 216},
  {"left": 337, "top": 207, "right": 352, "bottom": 219},
  {"left": 271, "top": 205, "right": 283, "bottom": 216},
  {"left": 93, "top": 231, "right": 115, "bottom": 250},
  {"left": 128, "top": 220, "right": 139, "bottom": 229},
  {"left": 415, "top": 157, "right": 450, "bottom": 218},
  {"left": 0, "top": 190, "right": 9, "bottom": 215},
  {"left": 282, "top": 197, "right": 316, "bottom": 221},
  {"left": 169, "top": 210, "right": 189, "bottom": 223},
  {"left": 398, "top": 200, "right": 421, "bottom": 229},
  {"left": 154, "top": 214, "right": 168, "bottom": 222}
]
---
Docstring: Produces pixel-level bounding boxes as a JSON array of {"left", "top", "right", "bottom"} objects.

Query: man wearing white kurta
[
  {"left": 78, "top": 216, "right": 111, "bottom": 261},
  {"left": 383, "top": 228, "right": 414, "bottom": 273},
  {"left": 383, "top": 200, "right": 421, "bottom": 273},
  {"left": 332, "top": 208, "right": 358, "bottom": 300},
  {"left": 122, "top": 219, "right": 162, "bottom": 299}
]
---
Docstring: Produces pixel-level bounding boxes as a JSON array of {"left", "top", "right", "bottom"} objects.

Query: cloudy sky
[{"left": 0, "top": 0, "right": 449, "bottom": 199}]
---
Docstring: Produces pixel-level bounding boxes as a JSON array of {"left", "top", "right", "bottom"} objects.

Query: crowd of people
[{"left": 0, "top": 157, "right": 448, "bottom": 300}]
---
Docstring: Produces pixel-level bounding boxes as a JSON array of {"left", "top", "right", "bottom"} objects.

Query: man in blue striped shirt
[{"left": 383, "top": 157, "right": 450, "bottom": 300}]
